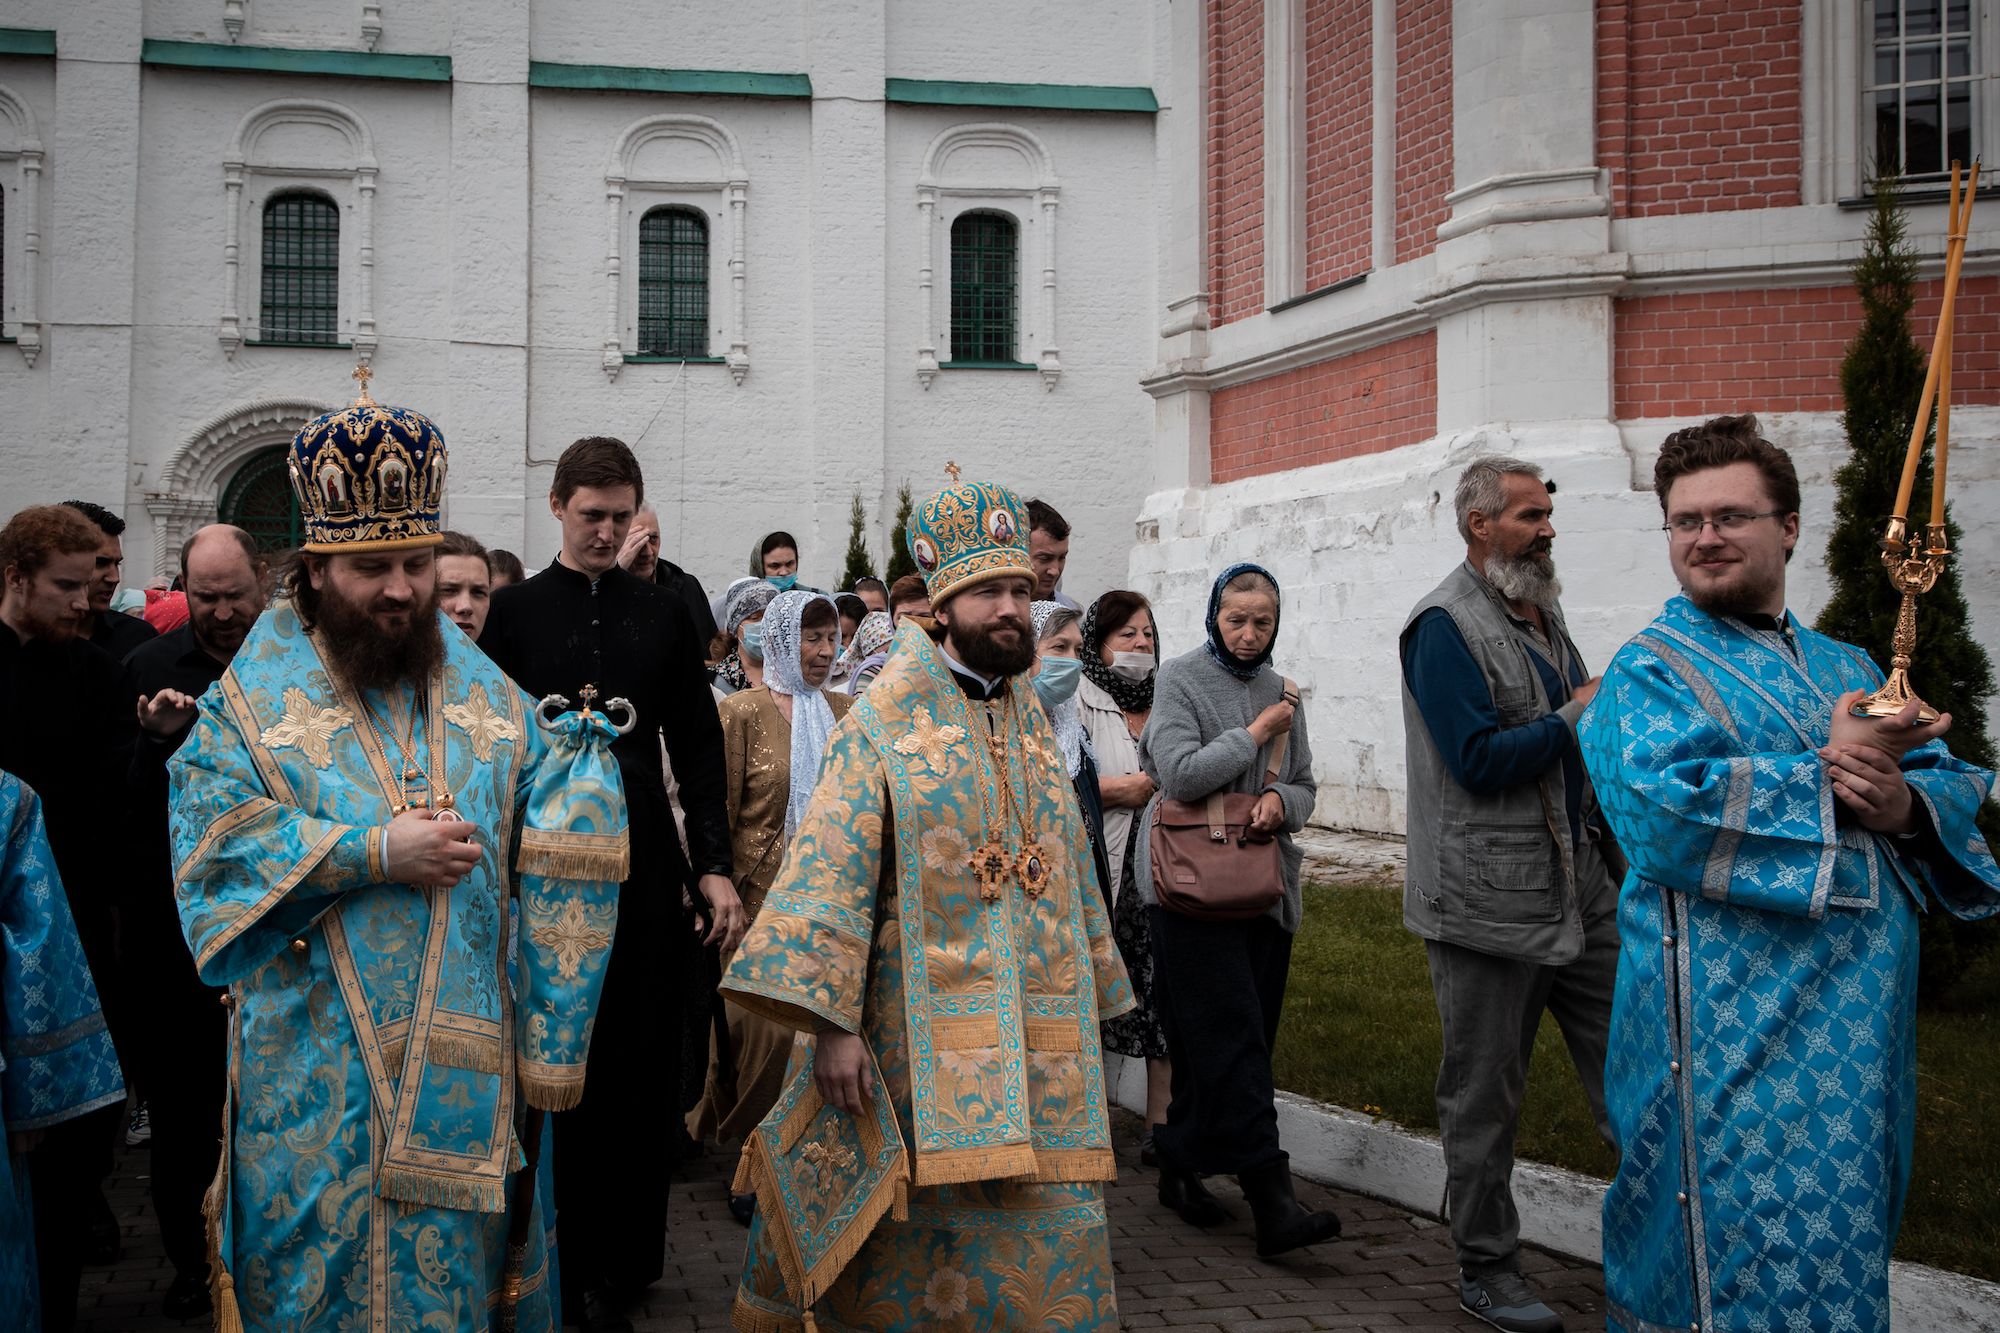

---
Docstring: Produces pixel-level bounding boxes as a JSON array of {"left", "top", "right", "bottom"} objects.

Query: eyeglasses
[{"left": 1660, "top": 510, "right": 1786, "bottom": 538}]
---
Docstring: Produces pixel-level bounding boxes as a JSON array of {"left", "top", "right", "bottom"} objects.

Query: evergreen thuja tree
[
  {"left": 884, "top": 481, "right": 917, "bottom": 583},
  {"left": 1816, "top": 179, "right": 1999, "bottom": 996},
  {"left": 839, "top": 493, "right": 874, "bottom": 590}
]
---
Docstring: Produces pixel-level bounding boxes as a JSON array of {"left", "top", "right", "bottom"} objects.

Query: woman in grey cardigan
[{"left": 1136, "top": 563, "right": 1341, "bottom": 1258}]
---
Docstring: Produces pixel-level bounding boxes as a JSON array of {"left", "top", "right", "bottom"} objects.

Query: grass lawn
[{"left": 1274, "top": 880, "right": 2000, "bottom": 1282}]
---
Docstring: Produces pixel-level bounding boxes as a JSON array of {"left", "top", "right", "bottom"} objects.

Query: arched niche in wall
[
  {"left": 601, "top": 113, "right": 750, "bottom": 384},
  {"left": 145, "top": 398, "right": 333, "bottom": 575},
  {"left": 219, "top": 99, "right": 378, "bottom": 361},
  {"left": 0, "top": 82, "right": 45, "bottom": 366},
  {"left": 915, "top": 122, "right": 1061, "bottom": 389}
]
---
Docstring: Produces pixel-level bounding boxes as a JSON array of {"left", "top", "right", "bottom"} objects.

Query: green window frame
[
  {"left": 637, "top": 206, "right": 710, "bottom": 358},
  {"left": 949, "top": 211, "right": 1020, "bottom": 364},
  {"left": 219, "top": 446, "right": 305, "bottom": 554},
  {"left": 260, "top": 193, "right": 341, "bottom": 346}
]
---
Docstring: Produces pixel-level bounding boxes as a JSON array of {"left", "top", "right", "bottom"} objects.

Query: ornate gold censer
[{"left": 1854, "top": 159, "right": 1979, "bottom": 722}]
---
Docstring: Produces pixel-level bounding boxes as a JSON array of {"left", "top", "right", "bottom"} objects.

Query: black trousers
[
  {"left": 29, "top": 1103, "right": 120, "bottom": 1333},
  {"left": 1147, "top": 907, "right": 1294, "bottom": 1177},
  {"left": 552, "top": 862, "right": 681, "bottom": 1313},
  {"left": 138, "top": 941, "right": 228, "bottom": 1279}
]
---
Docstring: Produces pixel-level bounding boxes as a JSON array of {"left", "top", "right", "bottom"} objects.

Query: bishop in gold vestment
[{"left": 720, "top": 476, "right": 1133, "bottom": 1331}]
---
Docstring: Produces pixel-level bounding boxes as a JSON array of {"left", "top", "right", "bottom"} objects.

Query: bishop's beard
[
  {"left": 1483, "top": 549, "right": 1563, "bottom": 607},
  {"left": 313, "top": 582, "right": 445, "bottom": 693},
  {"left": 950, "top": 611, "right": 1037, "bottom": 679}
]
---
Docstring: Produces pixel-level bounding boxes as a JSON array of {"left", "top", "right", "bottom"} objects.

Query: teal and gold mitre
[
  {"left": 286, "top": 366, "right": 448, "bottom": 554},
  {"left": 905, "top": 462, "right": 1033, "bottom": 606}
]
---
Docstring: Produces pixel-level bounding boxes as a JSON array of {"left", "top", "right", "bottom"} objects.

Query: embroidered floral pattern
[
  {"left": 441, "top": 683, "right": 519, "bottom": 762},
  {"left": 258, "top": 687, "right": 355, "bottom": 768}
]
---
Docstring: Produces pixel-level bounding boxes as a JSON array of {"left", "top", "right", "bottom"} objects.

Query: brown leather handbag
[{"left": 1149, "top": 681, "right": 1296, "bottom": 921}]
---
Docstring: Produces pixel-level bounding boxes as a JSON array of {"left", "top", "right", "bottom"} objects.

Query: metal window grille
[
  {"left": 637, "top": 207, "right": 710, "bottom": 357},
  {"left": 220, "top": 447, "right": 305, "bottom": 553},
  {"left": 260, "top": 194, "right": 341, "bottom": 345},
  {"left": 1869, "top": 0, "right": 1978, "bottom": 181},
  {"left": 949, "top": 212, "right": 1018, "bottom": 363}
]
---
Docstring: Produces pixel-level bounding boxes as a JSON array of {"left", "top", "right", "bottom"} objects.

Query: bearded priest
[
  {"left": 167, "top": 371, "right": 629, "bottom": 1332},
  {"left": 720, "top": 471, "right": 1134, "bottom": 1331}
]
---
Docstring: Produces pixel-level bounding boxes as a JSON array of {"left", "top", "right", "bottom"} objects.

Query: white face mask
[{"left": 1108, "top": 650, "right": 1156, "bottom": 682}]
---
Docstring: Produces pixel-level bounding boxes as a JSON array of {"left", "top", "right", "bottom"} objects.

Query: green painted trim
[
  {"left": 531, "top": 61, "right": 810, "bottom": 99},
  {"left": 885, "top": 78, "right": 1157, "bottom": 114},
  {"left": 0, "top": 28, "right": 58, "bottom": 57},
  {"left": 940, "top": 359, "right": 1039, "bottom": 371},
  {"left": 622, "top": 354, "right": 726, "bottom": 364},
  {"left": 141, "top": 39, "right": 451, "bottom": 82},
  {"left": 244, "top": 339, "right": 356, "bottom": 350}
]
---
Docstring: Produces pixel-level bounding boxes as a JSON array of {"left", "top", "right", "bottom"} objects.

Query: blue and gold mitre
[
  {"left": 905, "top": 462, "right": 1033, "bottom": 606},
  {"left": 286, "top": 366, "right": 448, "bottom": 554}
]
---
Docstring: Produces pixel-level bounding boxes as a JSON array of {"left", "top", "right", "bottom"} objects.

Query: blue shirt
[{"left": 1400, "top": 606, "right": 1586, "bottom": 845}]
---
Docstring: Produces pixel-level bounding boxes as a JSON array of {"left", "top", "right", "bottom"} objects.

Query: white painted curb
[{"left": 1106, "top": 1055, "right": 2000, "bottom": 1331}]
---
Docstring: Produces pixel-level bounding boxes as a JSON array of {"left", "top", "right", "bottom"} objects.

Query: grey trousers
[{"left": 1424, "top": 835, "right": 1619, "bottom": 1276}]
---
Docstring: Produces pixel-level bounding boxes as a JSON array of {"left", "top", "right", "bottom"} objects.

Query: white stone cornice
[
  {"left": 0, "top": 83, "right": 45, "bottom": 365},
  {"left": 146, "top": 398, "right": 335, "bottom": 575}
]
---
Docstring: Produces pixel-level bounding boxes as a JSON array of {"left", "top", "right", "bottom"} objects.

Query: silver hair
[{"left": 1454, "top": 456, "right": 1545, "bottom": 543}]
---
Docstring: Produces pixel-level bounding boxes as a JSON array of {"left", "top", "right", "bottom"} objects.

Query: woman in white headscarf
[
  {"left": 688, "top": 590, "right": 850, "bottom": 1222},
  {"left": 1030, "top": 601, "right": 1112, "bottom": 909}
]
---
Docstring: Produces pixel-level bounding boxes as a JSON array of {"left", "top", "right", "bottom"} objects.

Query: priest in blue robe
[
  {"left": 168, "top": 371, "right": 629, "bottom": 1332},
  {"left": 2, "top": 771, "right": 126, "bottom": 1333},
  {"left": 1579, "top": 415, "right": 1999, "bottom": 1333}
]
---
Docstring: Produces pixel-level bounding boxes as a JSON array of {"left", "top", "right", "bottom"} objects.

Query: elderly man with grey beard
[{"left": 1395, "top": 457, "right": 1625, "bottom": 1333}]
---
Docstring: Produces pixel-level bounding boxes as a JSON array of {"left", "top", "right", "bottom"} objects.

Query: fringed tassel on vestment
[
  {"left": 517, "top": 828, "right": 630, "bottom": 880},
  {"left": 207, "top": 990, "right": 245, "bottom": 1333},
  {"left": 1031, "top": 1146, "right": 1121, "bottom": 1183},
  {"left": 518, "top": 1064, "right": 588, "bottom": 1112},
  {"left": 911, "top": 1141, "right": 1039, "bottom": 1188},
  {"left": 429, "top": 1030, "right": 505, "bottom": 1074},
  {"left": 376, "top": 1164, "right": 509, "bottom": 1214},
  {"left": 729, "top": 1296, "right": 805, "bottom": 1333}
]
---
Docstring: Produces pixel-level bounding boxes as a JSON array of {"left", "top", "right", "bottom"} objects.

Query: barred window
[
  {"left": 1869, "top": 0, "right": 1979, "bottom": 181},
  {"left": 220, "top": 446, "right": 305, "bottom": 553},
  {"left": 949, "top": 211, "right": 1018, "bottom": 363},
  {"left": 260, "top": 193, "right": 341, "bottom": 345},
  {"left": 637, "top": 206, "right": 709, "bottom": 358}
]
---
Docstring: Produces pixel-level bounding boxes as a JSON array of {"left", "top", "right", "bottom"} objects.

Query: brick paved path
[{"left": 80, "top": 1109, "right": 1603, "bottom": 1331}]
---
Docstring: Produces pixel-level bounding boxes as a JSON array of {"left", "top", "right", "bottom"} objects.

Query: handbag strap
[{"left": 1201, "top": 677, "right": 1299, "bottom": 839}]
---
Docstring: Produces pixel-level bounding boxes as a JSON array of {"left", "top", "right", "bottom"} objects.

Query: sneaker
[
  {"left": 1460, "top": 1269, "right": 1564, "bottom": 1333},
  {"left": 125, "top": 1100, "right": 151, "bottom": 1146}
]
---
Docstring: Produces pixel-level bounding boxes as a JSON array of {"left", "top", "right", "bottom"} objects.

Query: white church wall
[
  {"left": 521, "top": 90, "right": 820, "bottom": 586},
  {"left": 141, "top": 0, "right": 454, "bottom": 54},
  {"left": 881, "top": 106, "right": 1159, "bottom": 606},
  {"left": 123, "top": 70, "right": 455, "bottom": 576},
  {"left": 0, "top": 58, "right": 56, "bottom": 500},
  {"left": 528, "top": 1, "right": 810, "bottom": 75},
  {"left": 884, "top": 0, "right": 1158, "bottom": 87}
]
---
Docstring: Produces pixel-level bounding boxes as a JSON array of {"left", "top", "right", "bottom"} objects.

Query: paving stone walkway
[{"left": 79, "top": 1107, "right": 1601, "bottom": 1332}]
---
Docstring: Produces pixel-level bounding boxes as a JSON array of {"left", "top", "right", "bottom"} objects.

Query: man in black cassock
[
  {"left": 121, "top": 524, "right": 268, "bottom": 1320},
  {"left": 480, "top": 436, "right": 743, "bottom": 1333}
]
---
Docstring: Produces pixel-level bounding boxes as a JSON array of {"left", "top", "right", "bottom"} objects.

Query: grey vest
[{"left": 1399, "top": 562, "right": 1614, "bottom": 965}]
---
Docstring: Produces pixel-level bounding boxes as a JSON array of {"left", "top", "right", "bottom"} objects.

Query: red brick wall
[
  {"left": 1303, "top": 5, "right": 1373, "bottom": 290},
  {"left": 1208, "top": 0, "right": 1265, "bottom": 326},
  {"left": 1598, "top": 1, "right": 1803, "bottom": 217},
  {"left": 1614, "top": 279, "right": 2000, "bottom": 418},
  {"left": 1210, "top": 332, "right": 1438, "bottom": 483},
  {"left": 1393, "top": 0, "right": 1452, "bottom": 262}
]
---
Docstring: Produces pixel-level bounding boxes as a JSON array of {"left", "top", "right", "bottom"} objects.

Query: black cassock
[{"left": 481, "top": 558, "right": 731, "bottom": 1305}]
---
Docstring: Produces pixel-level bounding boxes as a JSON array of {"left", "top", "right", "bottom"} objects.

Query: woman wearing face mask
[
  {"left": 714, "top": 577, "right": 778, "bottom": 695},
  {"left": 749, "top": 531, "right": 809, "bottom": 592},
  {"left": 690, "top": 590, "right": 852, "bottom": 1223},
  {"left": 1078, "top": 590, "right": 1170, "bottom": 1160},
  {"left": 1135, "top": 564, "right": 1335, "bottom": 1258},
  {"left": 1030, "top": 602, "right": 1112, "bottom": 909}
]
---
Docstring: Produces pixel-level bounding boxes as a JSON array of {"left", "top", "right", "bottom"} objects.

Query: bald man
[{"left": 121, "top": 524, "right": 267, "bottom": 1319}]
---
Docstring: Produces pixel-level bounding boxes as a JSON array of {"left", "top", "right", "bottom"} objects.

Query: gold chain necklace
[
  {"left": 965, "top": 692, "right": 1052, "bottom": 903},
  {"left": 360, "top": 689, "right": 431, "bottom": 815}
]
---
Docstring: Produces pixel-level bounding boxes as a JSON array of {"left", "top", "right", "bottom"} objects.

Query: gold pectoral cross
[{"left": 969, "top": 844, "right": 1012, "bottom": 903}]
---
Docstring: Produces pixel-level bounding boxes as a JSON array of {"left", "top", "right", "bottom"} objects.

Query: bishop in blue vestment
[
  {"left": 168, "top": 374, "right": 629, "bottom": 1332},
  {"left": 1, "top": 771, "right": 126, "bottom": 1333},
  {"left": 1579, "top": 417, "right": 1999, "bottom": 1333}
]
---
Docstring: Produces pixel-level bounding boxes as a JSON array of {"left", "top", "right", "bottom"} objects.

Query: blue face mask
[
  {"left": 740, "top": 623, "right": 765, "bottom": 662},
  {"left": 1033, "top": 655, "right": 1083, "bottom": 709},
  {"left": 767, "top": 573, "right": 798, "bottom": 592}
]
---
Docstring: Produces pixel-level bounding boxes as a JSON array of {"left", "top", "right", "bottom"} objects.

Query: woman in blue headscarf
[{"left": 1132, "top": 563, "right": 1337, "bottom": 1259}]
